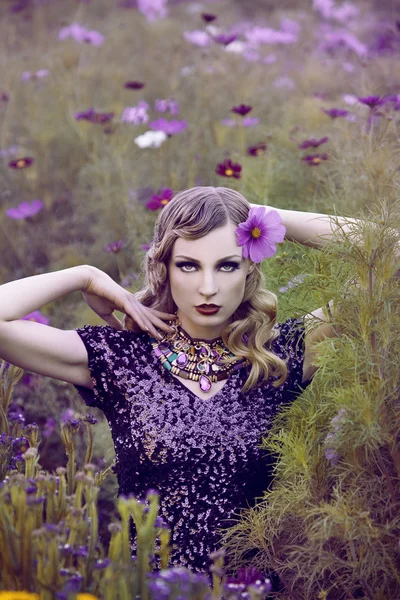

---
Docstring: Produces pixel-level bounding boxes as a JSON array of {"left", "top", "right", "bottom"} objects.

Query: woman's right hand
[{"left": 81, "top": 266, "right": 176, "bottom": 340}]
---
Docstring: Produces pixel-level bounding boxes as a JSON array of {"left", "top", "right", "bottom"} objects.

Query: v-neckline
[{"left": 167, "top": 371, "right": 232, "bottom": 402}]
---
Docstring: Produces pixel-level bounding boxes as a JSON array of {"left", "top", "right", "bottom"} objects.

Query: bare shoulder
[{"left": 302, "top": 302, "right": 337, "bottom": 383}]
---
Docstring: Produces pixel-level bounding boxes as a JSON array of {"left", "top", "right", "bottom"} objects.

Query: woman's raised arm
[
  {"left": 0, "top": 265, "right": 177, "bottom": 388},
  {"left": 0, "top": 266, "right": 96, "bottom": 387}
]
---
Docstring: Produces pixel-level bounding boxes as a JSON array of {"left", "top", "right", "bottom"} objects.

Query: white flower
[{"left": 134, "top": 130, "right": 167, "bottom": 148}]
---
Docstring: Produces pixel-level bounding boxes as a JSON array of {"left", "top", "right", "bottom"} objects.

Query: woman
[{"left": 0, "top": 187, "right": 341, "bottom": 576}]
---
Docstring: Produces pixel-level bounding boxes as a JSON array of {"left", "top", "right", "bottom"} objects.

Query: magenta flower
[
  {"left": 6, "top": 200, "right": 44, "bottom": 220},
  {"left": 124, "top": 81, "right": 145, "bottom": 89},
  {"left": 201, "top": 13, "right": 217, "bottom": 23},
  {"left": 103, "top": 240, "right": 127, "bottom": 253},
  {"left": 146, "top": 188, "right": 174, "bottom": 210},
  {"left": 8, "top": 156, "right": 33, "bottom": 169},
  {"left": 75, "top": 108, "right": 114, "bottom": 123},
  {"left": 21, "top": 310, "right": 49, "bottom": 325},
  {"left": 149, "top": 118, "right": 187, "bottom": 135},
  {"left": 213, "top": 33, "right": 237, "bottom": 46},
  {"left": 357, "top": 95, "right": 386, "bottom": 109},
  {"left": 247, "top": 142, "right": 267, "bottom": 156},
  {"left": 302, "top": 153, "right": 329, "bottom": 166},
  {"left": 231, "top": 104, "right": 253, "bottom": 116},
  {"left": 322, "top": 108, "right": 349, "bottom": 119},
  {"left": 155, "top": 99, "right": 180, "bottom": 115},
  {"left": 235, "top": 207, "right": 286, "bottom": 263},
  {"left": 298, "top": 136, "right": 329, "bottom": 149},
  {"left": 215, "top": 159, "right": 242, "bottom": 179}
]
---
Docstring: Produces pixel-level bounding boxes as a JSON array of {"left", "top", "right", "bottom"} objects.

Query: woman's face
[{"left": 167, "top": 221, "right": 253, "bottom": 340}]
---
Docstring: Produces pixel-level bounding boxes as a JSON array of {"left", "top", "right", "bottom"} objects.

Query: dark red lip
[
  {"left": 196, "top": 304, "right": 220, "bottom": 308},
  {"left": 195, "top": 306, "right": 221, "bottom": 314}
]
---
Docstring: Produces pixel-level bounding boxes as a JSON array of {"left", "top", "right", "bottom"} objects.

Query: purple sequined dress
[{"left": 74, "top": 318, "right": 310, "bottom": 574}]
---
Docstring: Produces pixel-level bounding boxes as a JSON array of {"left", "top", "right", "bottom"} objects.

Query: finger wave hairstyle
[{"left": 133, "top": 186, "right": 288, "bottom": 393}]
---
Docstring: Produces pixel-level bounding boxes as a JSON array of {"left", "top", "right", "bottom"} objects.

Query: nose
[{"left": 198, "top": 269, "right": 218, "bottom": 298}]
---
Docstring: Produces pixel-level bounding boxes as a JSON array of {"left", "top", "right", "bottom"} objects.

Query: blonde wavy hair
[{"left": 131, "top": 186, "right": 288, "bottom": 393}]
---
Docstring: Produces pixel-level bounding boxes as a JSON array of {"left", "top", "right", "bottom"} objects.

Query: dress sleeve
[
  {"left": 271, "top": 316, "right": 309, "bottom": 399},
  {"left": 73, "top": 324, "right": 120, "bottom": 412}
]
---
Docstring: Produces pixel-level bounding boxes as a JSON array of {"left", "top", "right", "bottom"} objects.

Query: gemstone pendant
[
  {"left": 176, "top": 353, "right": 188, "bottom": 367},
  {"left": 199, "top": 375, "right": 212, "bottom": 392}
]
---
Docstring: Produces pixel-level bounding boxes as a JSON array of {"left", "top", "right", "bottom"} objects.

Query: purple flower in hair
[{"left": 235, "top": 207, "right": 286, "bottom": 263}]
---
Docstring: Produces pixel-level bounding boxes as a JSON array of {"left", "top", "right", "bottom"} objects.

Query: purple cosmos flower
[
  {"left": 137, "top": 0, "right": 168, "bottom": 22},
  {"left": 75, "top": 107, "right": 114, "bottom": 124},
  {"left": 21, "top": 310, "right": 49, "bottom": 324},
  {"left": 155, "top": 99, "right": 180, "bottom": 116},
  {"left": 122, "top": 102, "right": 149, "bottom": 124},
  {"left": 358, "top": 95, "right": 386, "bottom": 109},
  {"left": 8, "top": 156, "right": 34, "bottom": 169},
  {"left": 202, "top": 13, "right": 217, "bottom": 23},
  {"left": 215, "top": 159, "right": 242, "bottom": 179},
  {"left": 322, "top": 108, "right": 349, "bottom": 119},
  {"left": 231, "top": 104, "right": 253, "bottom": 116},
  {"left": 6, "top": 200, "right": 44, "bottom": 220},
  {"left": 213, "top": 33, "right": 237, "bottom": 46},
  {"left": 149, "top": 118, "right": 187, "bottom": 135},
  {"left": 298, "top": 136, "right": 329, "bottom": 149},
  {"left": 248, "top": 142, "right": 267, "bottom": 156},
  {"left": 103, "top": 240, "right": 127, "bottom": 253},
  {"left": 184, "top": 30, "right": 211, "bottom": 47},
  {"left": 146, "top": 188, "right": 174, "bottom": 210},
  {"left": 124, "top": 81, "right": 145, "bottom": 89},
  {"left": 235, "top": 207, "right": 286, "bottom": 263},
  {"left": 302, "top": 153, "right": 329, "bottom": 166}
]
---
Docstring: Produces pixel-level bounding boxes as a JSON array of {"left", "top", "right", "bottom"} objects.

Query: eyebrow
[{"left": 174, "top": 254, "right": 242, "bottom": 264}]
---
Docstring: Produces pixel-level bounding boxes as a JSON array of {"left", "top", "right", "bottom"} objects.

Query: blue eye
[{"left": 175, "top": 262, "right": 240, "bottom": 272}]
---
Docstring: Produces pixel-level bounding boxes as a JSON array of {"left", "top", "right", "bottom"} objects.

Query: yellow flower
[
  {"left": 0, "top": 593, "right": 39, "bottom": 600},
  {"left": 76, "top": 595, "right": 99, "bottom": 600}
]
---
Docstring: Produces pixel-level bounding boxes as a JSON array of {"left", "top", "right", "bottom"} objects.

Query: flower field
[{"left": 1, "top": 0, "right": 400, "bottom": 598}]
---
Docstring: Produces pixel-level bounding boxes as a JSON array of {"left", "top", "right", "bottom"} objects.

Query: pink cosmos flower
[
  {"left": 235, "top": 207, "right": 286, "bottom": 263},
  {"left": 121, "top": 101, "right": 149, "bottom": 124},
  {"left": 149, "top": 118, "right": 187, "bottom": 135},
  {"left": 58, "top": 23, "right": 104, "bottom": 46},
  {"left": 21, "top": 310, "right": 50, "bottom": 325},
  {"left": 6, "top": 200, "right": 44, "bottom": 220},
  {"left": 184, "top": 30, "right": 212, "bottom": 47},
  {"left": 245, "top": 26, "right": 297, "bottom": 45},
  {"left": 137, "top": 0, "right": 168, "bottom": 22}
]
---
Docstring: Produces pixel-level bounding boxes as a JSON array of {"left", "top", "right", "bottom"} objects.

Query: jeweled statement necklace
[{"left": 149, "top": 316, "right": 250, "bottom": 394}]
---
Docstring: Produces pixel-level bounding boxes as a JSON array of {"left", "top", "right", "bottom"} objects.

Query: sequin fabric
[{"left": 74, "top": 318, "right": 310, "bottom": 574}]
